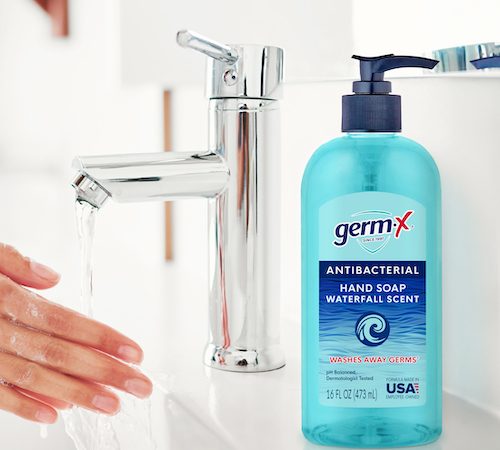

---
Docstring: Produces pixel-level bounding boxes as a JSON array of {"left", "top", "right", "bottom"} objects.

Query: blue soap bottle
[{"left": 301, "top": 55, "right": 442, "bottom": 447}]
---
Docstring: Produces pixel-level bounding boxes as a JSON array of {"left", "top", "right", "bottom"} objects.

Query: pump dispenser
[
  {"left": 342, "top": 55, "right": 438, "bottom": 132},
  {"left": 301, "top": 55, "right": 442, "bottom": 447}
]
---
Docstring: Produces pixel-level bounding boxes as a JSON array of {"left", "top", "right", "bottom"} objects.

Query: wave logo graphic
[{"left": 355, "top": 312, "right": 390, "bottom": 346}]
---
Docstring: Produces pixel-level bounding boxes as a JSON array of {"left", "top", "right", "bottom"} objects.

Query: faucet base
[{"left": 203, "top": 344, "right": 285, "bottom": 373}]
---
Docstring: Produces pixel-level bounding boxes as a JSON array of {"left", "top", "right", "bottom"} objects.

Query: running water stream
[{"left": 62, "top": 199, "right": 156, "bottom": 450}]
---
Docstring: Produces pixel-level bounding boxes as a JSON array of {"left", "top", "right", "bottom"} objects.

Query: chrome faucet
[{"left": 72, "top": 30, "right": 285, "bottom": 373}]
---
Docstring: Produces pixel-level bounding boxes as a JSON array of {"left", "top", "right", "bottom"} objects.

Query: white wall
[
  {"left": 0, "top": 0, "right": 163, "bottom": 172},
  {"left": 119, "top": 0, "right": 355, "bottom": 85},
  {"left": 352, "top": 0, "right": 500, "bottom": 55}
]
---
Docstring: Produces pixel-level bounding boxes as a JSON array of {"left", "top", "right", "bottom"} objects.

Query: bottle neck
[
  {"left": 345, "top": 132, "right": 399, "bottom": 139},
  {"left": 341, "top": 94, "right": 402, "bottom": 133}
]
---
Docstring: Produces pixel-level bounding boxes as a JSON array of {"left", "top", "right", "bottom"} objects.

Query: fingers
[
  {"left": 14, "top": 387, "right": 73, "bottom": 410},
  {"left": 0, "top": 352, "right": 121, "bottom": 415},
  {"left": 0, "top": 383, "right": 57, "bottom": 424},
  {"left": 0, "top": 318, "right": 152, "bottom": 399},
  {"left": 0, "top": 275, "right": 144, "bottom": 364},
  {"left": 0, "top": 243, "right": 60, "bottom": 289}
]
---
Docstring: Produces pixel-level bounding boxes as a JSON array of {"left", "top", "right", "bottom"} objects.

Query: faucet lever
[{"left": 176, "top": 29, "right": 239, "bottom": 65}]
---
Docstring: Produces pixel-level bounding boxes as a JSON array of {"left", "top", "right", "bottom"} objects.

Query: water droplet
[{"left": 40, "top": 424, "right": 48, "bottom": 439}]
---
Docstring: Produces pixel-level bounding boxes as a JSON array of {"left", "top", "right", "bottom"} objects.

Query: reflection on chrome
[{"left": 431, "top": 42, "right": 500, "bottom": 72}]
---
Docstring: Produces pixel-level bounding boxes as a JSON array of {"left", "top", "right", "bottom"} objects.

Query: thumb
[{"left": 0, "top": 243, "right": 60, "bottom": 289}]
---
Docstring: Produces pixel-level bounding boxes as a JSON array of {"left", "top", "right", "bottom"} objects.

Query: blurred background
[{"left": 0, "top": 0, "right": 499, "bottom": 448}]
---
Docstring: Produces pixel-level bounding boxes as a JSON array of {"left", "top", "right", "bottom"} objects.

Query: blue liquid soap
[{"left": 301, "top": 55, "right": 442, "bottom": 447}]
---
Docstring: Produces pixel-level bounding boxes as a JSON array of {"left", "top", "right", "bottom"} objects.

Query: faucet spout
[{"left": 72, "top": 151, "right": 229, "bottom": 205}]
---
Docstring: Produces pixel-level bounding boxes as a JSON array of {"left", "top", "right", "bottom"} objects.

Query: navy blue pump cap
[
  {"left": 470, "top": 55, "right": 500, "bottom": 69},
  {"left": 342, "top": 54, "right": 439, "bottom": 133}
]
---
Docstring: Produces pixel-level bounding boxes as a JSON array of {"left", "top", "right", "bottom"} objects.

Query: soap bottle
[{"left": 301, "top": 55, "right": 442, "bottom": 447}]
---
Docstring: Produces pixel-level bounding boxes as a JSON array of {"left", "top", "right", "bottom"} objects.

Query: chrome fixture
[
  {"left": 72, "top": 30, "right": 285, "bottom": 373},
  {"left": 431, "top": 42, "right": 500, "bottom": 73}
]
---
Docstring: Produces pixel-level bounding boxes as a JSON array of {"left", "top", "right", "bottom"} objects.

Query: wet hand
[{"left": 0, "top": 244, "right": 153, "bottom": 424}]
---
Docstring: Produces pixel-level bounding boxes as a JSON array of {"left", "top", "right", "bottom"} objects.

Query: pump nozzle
[
  {"left": 352, "top": 54, "right": 439, "bottom": 94},
  {"left": 470, "top": 55, "right": 500, "bottom": 69},
  {"left": 342, "top": 54, "right": 439, "bottom": 133}
]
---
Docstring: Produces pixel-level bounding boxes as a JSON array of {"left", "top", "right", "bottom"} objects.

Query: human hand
[{"left": 0, "top": 244, "right": 153, "bottom": 424}]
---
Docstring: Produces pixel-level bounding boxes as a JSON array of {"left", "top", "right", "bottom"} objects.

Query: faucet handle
[
  {"left": 177, "top": 30, "right": 239, "bottom": 65},
  {"left": 177, "top": 29, "right": 283, "bottom": 100}
]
